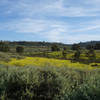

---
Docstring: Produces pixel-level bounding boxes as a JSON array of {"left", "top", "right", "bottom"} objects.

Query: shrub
[
  {"left": 86, "top": 49, "right": 96, "bottom": 62},
  {"left": 73, "top": 50, "right": 81, "bottom": 61},
  {"left": 51, "top": 44, "right": 60, "bottom": 52},
  {"left": 0, "top": 42, "right": 10, "bottom": 52},
  {"left": 0, "top": 66, "right": 100, "bottom": 100},
  {"left": 16, "top": 46, "right": 24, "bottom": 53}
]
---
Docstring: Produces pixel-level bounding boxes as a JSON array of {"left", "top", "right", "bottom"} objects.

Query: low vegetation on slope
[
  {"left": 0, "top": 41, "right": 100, "bottom": 100},
  {"left": 1, "top": 57, "right": 100, "bottom": 70},
  {"left": 0, "top": 65, "right": 100, "bottom": 100}
]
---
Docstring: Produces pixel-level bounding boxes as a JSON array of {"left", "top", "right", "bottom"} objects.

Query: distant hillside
[
  {"left": 0, "top": 40, "right": 100, "bottom": 48},
  {"left": 78, "top": 41, "right": 100, "bottom": 47},
  {"left": 2, "top": 41, "right": 70, "bottom": 48}
]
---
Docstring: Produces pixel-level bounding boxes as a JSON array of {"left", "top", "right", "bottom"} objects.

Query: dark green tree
[
  {"left": 0, "top": 41, "right": 10, "bottom": 52},
  {"left": 86, "top": 49, "right": 96, "bottom": 62},
  {"left": 16, "top": 46, "right": 24, "bottom": 53},
  {"left": 62, "top": 47, "right": 67, "bottom": 59},
  {"left": 73, "top": 50, "right": 81, "bottom": 61},
  {"left": 51, "top": 44, "right": 60, "bottom": 51},
  {"left": 86, "top": 44, "right": 94, "bottom": 50},
  {"left": 94, "top": 43, "right": 100, "bottom": 50},
  {"left": 63, "top": 47, "right": 67, "bottom": 51},
  {"left": 72, "top": 44, "right": 80, "bottom": 50}
]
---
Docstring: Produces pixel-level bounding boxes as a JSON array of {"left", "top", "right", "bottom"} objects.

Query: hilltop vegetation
[{"left": 0, "top": 40, "right": 100, "bottom": 63}]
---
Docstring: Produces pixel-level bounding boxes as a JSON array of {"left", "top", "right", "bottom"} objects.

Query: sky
[{"left": 0, "top": 0, "right": 100, "bottom": 44}]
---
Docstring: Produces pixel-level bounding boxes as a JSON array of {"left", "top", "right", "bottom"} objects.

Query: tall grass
[
  {"left": 1, "top": 57, "right": 96, "bottom": 70},
  {"left": 0, "top": 65, "right": 100, "bottom": 100}
]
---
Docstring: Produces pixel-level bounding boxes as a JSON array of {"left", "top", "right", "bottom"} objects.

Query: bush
[
  {"left": 0, "top": 66, "right": 67, "bottom": 100},
  {"left": 0, "top": 42, "right": 10, "bottom": 52},
  {"left": 86, "top": 49, "right": 96, "bottom": 63},
  {"left": 73, "top": 50, "right": 81, "bottom": 61},
  {"left": 0, "top": 66, "right": 100, "bottom": 100},
  {"left": 16, "top": 46, "right": 24, "bottom": 53},
  {"left": 51, "top": 44, "right": 60, "bottom": 52}
]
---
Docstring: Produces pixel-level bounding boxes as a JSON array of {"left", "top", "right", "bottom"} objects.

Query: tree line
[
  {"left": 0, "top": 41, "right": 99, "bottom": 63},
  {"left": 0, "top": 41, "right": 24, "bottom": 53}
]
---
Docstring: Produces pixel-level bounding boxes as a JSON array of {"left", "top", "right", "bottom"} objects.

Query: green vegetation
[
  {"left": 0, "top": 65, "right": 100, "bottom": 100},
  {"left": 87, "top": 49, "right": 96, "bottom": 62},
  {"left": 51, "top": 44, "right": 60, "bottom": 51},
  {"left": 73, "top": 50, "right": 81, "bottom": 61},
  {"left": 0, "top": 41, "right": 10, "bottom": 52},
  {"left": 0, "top": 40, "right": 100, "bottom": 100},
  {"left": 16, "top": 46, "right": 24, "bottom": 53}
]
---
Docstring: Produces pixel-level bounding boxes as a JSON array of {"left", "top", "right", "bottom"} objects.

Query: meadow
[
  {"left": 0, "top": 41, "right": 100, "bottom": 100},
  {"left": 1, "top": 57, "right": 99, "bottom": 70}
]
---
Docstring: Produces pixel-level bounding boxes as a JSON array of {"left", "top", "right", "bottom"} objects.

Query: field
[
  {"left": 1, "top": 57, "right": 99, "bottom": 70},
  {"left": 0, "top": 41, "right": 100, "bottom": 100}
]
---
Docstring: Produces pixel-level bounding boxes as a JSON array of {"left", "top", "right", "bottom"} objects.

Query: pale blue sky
[{"left": 0, "top": 0, "right": 100, "bottom": 43}]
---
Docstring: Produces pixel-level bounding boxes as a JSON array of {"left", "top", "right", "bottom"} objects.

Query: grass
[
  {"left": 0, "top": 50, "right": 100, "bottom": 70},
  {"left": 0, "top": 57, "right": 99, "bottom": 70},
  {"left": 0, "top": 65, "right": 100, "bottom": 100},
  {"left": 0, "top": 41, "right": 100, "bottom": 99},
  {"left": 0, "top": 50, "right": 100, "bottom": 100}
]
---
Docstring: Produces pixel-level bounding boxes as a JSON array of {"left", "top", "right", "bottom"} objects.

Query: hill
[{"left": 78, "top": 41, "right": 100, "bottom": 48}]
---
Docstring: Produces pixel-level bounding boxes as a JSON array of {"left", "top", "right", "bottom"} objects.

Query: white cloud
[
  {"left": 1, "top": 0, "right": 100, "bottom": 17},
  {"left": 0, "top": 0, "right": 100, "bottom": 43},
  {"left": 71, "top": 20, "right": 100, "bottom": 33},
  {"left": 0, "top": 18, "right": 69, "bottom": 42},
  {"left": 0, "top": 18, "right": 100, "bottom": 43}
]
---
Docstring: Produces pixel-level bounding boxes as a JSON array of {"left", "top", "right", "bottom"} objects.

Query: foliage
[
  {"left": 86, "top": 44, "right": 94, "bottom": 50},
  {"left": 71, "top": 44, "right": 80, "bottom": 50},
  {"left": 94, "top": 43, "right": 100, "bottom": 50},
  {"left": 0, "top": 66, "right": 67, "bottom": 100},
  {"left": 0, "top": 65, "right": 100, "bottom": 100},
  {"left": 0, "top": 40, "right": 99, "bottom": 100},
  {"left": 16, "top": 46, "right": 24, "bottom": 53},
  {"left": 1, "top": 57, "right": 97, "bottom": 70},
  {"left": 0, "top": 41, "right": 10, "bottom": 52},
  {"left": 86, "top": 49, "right": 96, "bottom": 62},
  {"left": 73, "top": 50, "right": 81, "bottom": 61},
  {"left": 51, "top": 44, "right": 60, "bottom": 51},
  {"left": 62, "top": 50, "right": 67, "bottom": 59}
]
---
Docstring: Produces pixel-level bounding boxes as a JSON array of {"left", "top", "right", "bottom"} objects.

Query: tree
[
  {"left": 63, "top": 47, "right": 67, "bottom": 51},
  {"left": 72, "top": 44, "right": 80, "bottom": 50},
  {"left": 94, "top": 43, "right": 100, "bottom": 50},
  {"left": 62, "top": 47, "right": 67, "bottom": 59},
  {"left": 51, "top": 44, "right": 60, "bottom": 51},
  {"left": 73, "top": 50, "right": 81, "bottom": 61},
  {"left": 0, "top": 41, "right": 10, "bottom": 52},
  {"left": 86, "top": 44, "right": 94, "bottom": 50},
  {"left": 86, "top": 49, "right": 96, "bottom": 62},
  {"left": 16, "top": 46, "right": 24, "bottom": 53}
]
